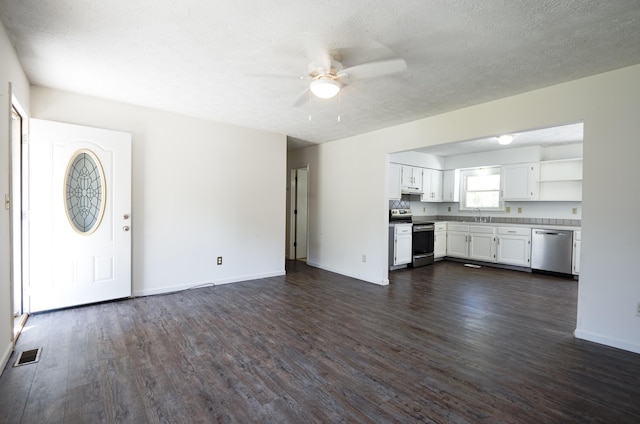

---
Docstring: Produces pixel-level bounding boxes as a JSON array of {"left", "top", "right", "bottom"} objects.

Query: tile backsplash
[{"left": 389, "top": 199, "right": 410, "bottom": 209}]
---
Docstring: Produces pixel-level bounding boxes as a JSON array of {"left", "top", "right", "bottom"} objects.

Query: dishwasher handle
[{"left": 534, "top": 230, "right": 568, "bottom": 236}]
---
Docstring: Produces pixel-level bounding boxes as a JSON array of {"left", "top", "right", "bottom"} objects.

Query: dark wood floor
[{"left": 1, "top": 261, "right": 639, "bottom": 423}]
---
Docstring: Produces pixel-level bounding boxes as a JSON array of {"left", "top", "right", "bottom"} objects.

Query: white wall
[
  {"left": 31, "top": 87, "right": 287, "bottom": 296},
  {"left": 0, "top": 21, "right": 30, "bottom": 370},
  {"left": 289, "top": 64, "right": 640, "bottom": 354}
]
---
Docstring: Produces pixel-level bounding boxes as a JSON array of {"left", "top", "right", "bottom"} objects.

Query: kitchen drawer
[
  {"left": 448, "top": 224, "right": 469, "bottom": 232},
  {"left": 469, "top": 225, "right": 495, "bottom": 234},
  {"left": 435, "top": 222, "right": 447, "bottom": 231},
  {"left": 395, "top": 225, "right": 412, "bottom": 235},
  {"left": 498, "top": 227, "right": 531, "bottom": 236}
]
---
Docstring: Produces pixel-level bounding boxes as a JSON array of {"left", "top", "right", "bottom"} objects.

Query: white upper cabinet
[
  {"left": 421, "top": 168, "right": 442, "bottom": 202},
  {"left": 501, "top": 163, "right": 540, "bottom": 201},
  {"left": 400, "top": 165, "right": 423, "bottom": 193},
  {"left": 442, "top": 169, "right": 460, "bottom": 202}
]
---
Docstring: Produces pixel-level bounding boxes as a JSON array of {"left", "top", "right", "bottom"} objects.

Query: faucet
[{"left": 475, "top": 208, "right": 482, "bottom": 223}]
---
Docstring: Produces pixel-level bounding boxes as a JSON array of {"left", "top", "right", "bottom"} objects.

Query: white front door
[{"left": 29, "top": 119, "right": 132, "bottom": 312}]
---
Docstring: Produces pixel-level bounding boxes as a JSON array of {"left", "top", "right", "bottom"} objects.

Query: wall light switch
[
  {"left": 447, "top": 206, "right": 451, "bottom": 212},
  {"left": 362, "top": 255, "right": 367, "bottom": 263},
  {"left": 572, "top": 208, "right": 578, "bottom": 215}
]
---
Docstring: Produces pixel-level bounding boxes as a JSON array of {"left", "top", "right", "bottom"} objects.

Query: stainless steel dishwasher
[{"left": 531, "top": 229, "right": 574, "bottom": 274}]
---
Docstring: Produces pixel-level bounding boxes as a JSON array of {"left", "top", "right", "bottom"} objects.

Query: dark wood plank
[{"left": 1, "top": 261, "right": 640, "bottom": 423}]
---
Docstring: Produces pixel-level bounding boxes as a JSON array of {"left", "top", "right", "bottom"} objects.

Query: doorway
[{"left": 289, "top": 166, "right": 308, "bottom": 262}]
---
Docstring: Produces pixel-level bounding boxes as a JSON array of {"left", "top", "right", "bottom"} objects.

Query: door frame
[
  {"left": 289, "top": 165, "right": 309, "bottom": 261},
  {"left": 9, "top": 83, "right": 29, "bottom": 337}
]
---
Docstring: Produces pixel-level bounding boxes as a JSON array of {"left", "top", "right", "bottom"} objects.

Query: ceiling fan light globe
[{"left": 310, "top": 79, "right": 340, "bottom": 99}]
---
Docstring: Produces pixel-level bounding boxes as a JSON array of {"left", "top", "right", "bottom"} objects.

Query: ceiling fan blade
[
  {"left": 293, "top": 88, "right": 311, "bottom": 107},
  {"left": 339, "top": 58, "right": 407, "bottom": 80}
]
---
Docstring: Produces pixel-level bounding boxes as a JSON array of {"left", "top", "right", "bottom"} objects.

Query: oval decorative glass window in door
[{"left": 65, "top": 150, "right": 106, "bottom": 234}]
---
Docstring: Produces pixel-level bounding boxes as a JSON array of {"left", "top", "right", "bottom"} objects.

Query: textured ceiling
[
  {"left": 414, "top": 122, "right": 584, "bottom": 157},
  {"left": 1, "top": 1, "right": 639, "bottom": 150}
]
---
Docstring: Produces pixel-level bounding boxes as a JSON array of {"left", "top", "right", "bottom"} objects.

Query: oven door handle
[{"left": 413, "top": 225, "right": 434, "bottom": 232}]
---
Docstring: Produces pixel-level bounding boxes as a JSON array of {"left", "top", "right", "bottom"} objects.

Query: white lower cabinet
[
  {"left": 468, "top": 226, "right": 496, "bottom": 262},
  {"left": 446, "top": 224, "right": 469, "bottom": 258},
  {"left": 393, "top": 224, "right": 413, "bottom": 266},
  {"left": 434, "top": 222, "right": 447, "bottom": 259},
  {"left": 496, "top": 227, "right": 531, "bottom": 267},
  {"left": 572, "top": 230, "right": 581, "bottom": 275},
  {"left": 441, "top": 222, "right": 575, "bottom": 271}
]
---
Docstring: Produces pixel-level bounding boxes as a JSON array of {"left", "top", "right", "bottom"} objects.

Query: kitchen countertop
[{"left": 422, "top": 220, "right": 580, "bottom": 231}]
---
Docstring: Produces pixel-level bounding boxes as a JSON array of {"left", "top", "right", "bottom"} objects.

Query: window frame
[{"left": 459, "top": 167, "right": 504, "bottom": 212}]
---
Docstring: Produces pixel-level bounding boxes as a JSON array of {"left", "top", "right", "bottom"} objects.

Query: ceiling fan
[
  {"left": 303, "top": 52, "right": 407, "bottom": 100},
  {"left": 289, "top": 35, "right": 407, "bottom": 103}
]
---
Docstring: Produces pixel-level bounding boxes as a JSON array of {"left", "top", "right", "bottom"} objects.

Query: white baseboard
[
  {"left": 574, "top": 329, "right": 640, "bottom": 355},
  {"left": 0, "top": 341, "right": 15, "bottom": 375},
  {"left": 306, "top": 261, "right": 389, "bottom": 286},
  {"left": 133, "top": 269, "right": 286, "bottom": 297}
]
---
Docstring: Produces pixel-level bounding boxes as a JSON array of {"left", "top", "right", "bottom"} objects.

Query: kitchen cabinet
[
  {"left": 387, "top": 163, "right": 402, "bottom": 200},
  {"left": 468, "top": 226, "right": 496, "bottom": 262},
  {"left": 421, "top": 169, "right": 442, "bottom": 202},
  {"left": 501, "top": 163, "right": 540, "bottom": 201},
  {"left": 390, "top": 223, "right": 413, "bottom": 268},
  {"left": 400, "top": 165, "right": 423, "bottom": 194},
  {"left": 446, "top": 224, "right": 469, "bottom": 258},
  {"left": 572, "top": 230, "right": 581, "bottom": 275},
  {"left": 496, "top": 227, "right": 531, "bottom": 267},
  {"left": 442, "top": 169, "right": 460, "bottom": 202},
  {"left": 434, "top": 222, "right": 447, "bottom": 259}
]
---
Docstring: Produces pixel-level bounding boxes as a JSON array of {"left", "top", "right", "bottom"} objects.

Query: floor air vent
[{"left": 14, "top": 348, "right": 42, "bottom": 367}]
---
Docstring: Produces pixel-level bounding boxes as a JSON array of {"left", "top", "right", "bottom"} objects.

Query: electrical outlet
[
  {"left": 636, "top": 302, "right": 640, "bottom": 317},
  {"left": 447, "top": 206, "right": 451, "bottom": 212},
  {"left": 505, "top": 206, "right": 511, "bottom": 213},
  {"left": 517, "top": 207, "right": 522, "bottom": 214},
  {"left": 362, "top": 255, "right": 367, "bottom": 263},
  {"left": 423, "top": 207, "right": 426, "bottom": 212},
  {"left": 572, "top": 208, "right": 578, "bottom": 215},
  {"left": 217, "top": 256, "right": 222, "bottom": 265}
]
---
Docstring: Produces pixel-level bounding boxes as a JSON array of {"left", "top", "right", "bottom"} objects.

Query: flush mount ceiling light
[
  {"left": 310, "top": 78, "right": 341, "bottom": 99},
  {"left": 497, "top": 134, "right": 514, "bottom": 145}
]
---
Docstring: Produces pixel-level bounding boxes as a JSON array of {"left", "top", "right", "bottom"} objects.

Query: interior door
[{"left": 29, "top": 119, "right": 132, "bottom": 312}]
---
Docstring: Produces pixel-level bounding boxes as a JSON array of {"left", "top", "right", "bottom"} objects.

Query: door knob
[{"left": 123, "top": 226, "right": 130, "bottom": 232}]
